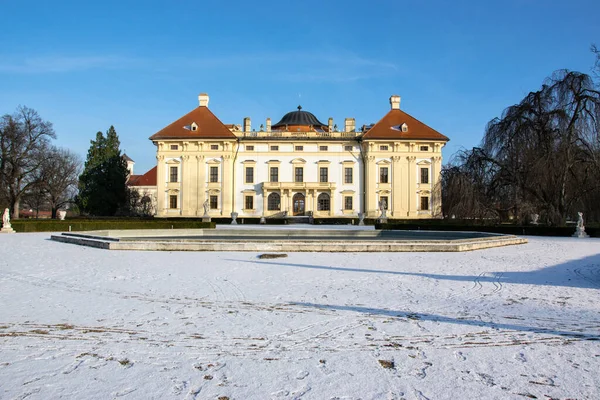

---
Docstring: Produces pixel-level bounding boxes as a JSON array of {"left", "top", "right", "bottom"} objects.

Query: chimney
[
  {"left": 328, "top": 117, "right": 333, "bottom": 132},
  {"left": 243, "top": 117, "right": 251, "bottom": 133},
  {"left": 266, "top": 118, "right": 271, "bottom": 132},
  {"left": 198, "top": 93, "right": 209, "bottom": 107},
  {"left": 344, "top": 118, "right": 355, "bottom": 133},
  {"left": 390, "top": 94, "right": 401, "bottom": 110}
]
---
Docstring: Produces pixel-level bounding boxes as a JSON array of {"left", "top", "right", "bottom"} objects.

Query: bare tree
[
  {"left": 42, "top": 147, "right": 82, "bottom": 218},
  {"left": 443, "top": 70, "right": 600, "bottom": 224},
  {"left": 0, "top": 106, "right": 55, "bottom": 218}
]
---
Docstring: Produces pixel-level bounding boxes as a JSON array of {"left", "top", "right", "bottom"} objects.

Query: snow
[{"left": 0, "top": 232, "right": 599, "bottom": 399}]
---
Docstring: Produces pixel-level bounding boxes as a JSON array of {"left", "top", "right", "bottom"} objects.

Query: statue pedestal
[
  {"left": 1, "top": 227, "right": 15, "bottom": 233},
  {"left": 259, "top": 217, "right": 266, "bottom": 224},
  {"left": 378, "top": 217, "right": 388, "bottom": 224},
  {"left": 202, "top": 216, "right": 211, "bottom": 223},
  {"left": 572, "top": 228, "right": 589, "bottom": 238}
]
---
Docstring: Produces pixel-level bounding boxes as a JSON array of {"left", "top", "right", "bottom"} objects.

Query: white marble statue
[
  {"left": 58, "top": 210, "right": 67, "bottom": 220},
  {"left": 203, "top": 199, "right": 209, "bottom": 216},
  {"left": 378, "top": 199, "right": 387, "bottom": 219},
  {"left": 573, "top": 211, "right": 589, "bottom": 238},
  {"left": 1, "top": 208, "right": 15, "bottom": 233},
  {"left": 2, "top": 208, "right": 10, "bottom": 228}
]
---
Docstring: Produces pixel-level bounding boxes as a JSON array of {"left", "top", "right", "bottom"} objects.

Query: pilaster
[
  {"left": 391, "top": 155, "right": 403, "bottom": 217},
  {"left": 156, "top": 154, "right": 166, "bottom": 216},
  {"left": 195, "top": 155, "right": 205, "bottom": 216},
  {"left": 407, "top": 156, "right": 417, "bottom": 217},
  {"left": 222, "top": 154, "right": 233, "bottom": 215},
  {"left": 365, "top": 155, "right": 377, "bottom": 217}
]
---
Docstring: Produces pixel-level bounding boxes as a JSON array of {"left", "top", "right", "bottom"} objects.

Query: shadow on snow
[{"left": 225, "top": 253, "right": 600, "bottom": 290}]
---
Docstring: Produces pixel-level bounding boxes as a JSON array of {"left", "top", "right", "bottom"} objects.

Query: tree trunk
[{"left": 12, "top": 198, "right": 20, "bottom": 219}]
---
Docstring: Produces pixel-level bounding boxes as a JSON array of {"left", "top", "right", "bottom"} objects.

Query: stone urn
[{"left": 58, "top": 210, "right": 67, "bottom": 220}]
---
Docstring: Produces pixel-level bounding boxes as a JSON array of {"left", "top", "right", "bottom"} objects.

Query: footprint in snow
[
  {"left": 514, "top": 352, "right": 526, "bottom": 363},
  {"left": 475, "top": 372, "right": 496, "bottom": 387},
  {"left": 413, "top": 362, "right": 432, "bottom": 380},
  {"left": 454, "top": 351, "right": 466, "bottom": 361},
  {"left": 296, "top": 370, "right": 309, "bottom": 380}
]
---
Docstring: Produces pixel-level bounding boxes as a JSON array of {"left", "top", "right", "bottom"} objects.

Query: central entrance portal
[{"left": 292, "top": 193, "right": 305, "bottom": 216}]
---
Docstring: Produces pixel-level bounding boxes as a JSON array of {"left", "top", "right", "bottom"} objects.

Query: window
[
  {"left": 380, "top": 196, "right": 388, "bottom": 210},
  {"left": 295, "top": 167, "right": 303, "bottom": 183},
  {"left": 344, "top": 167, "right": 353, "bottom": 184},
  {"left": 169, "top": 195, "right": 177, "bottom": 209},
  {"left": 344, "top": 196, "right": 353, "bottom": 210},
  {"left": 210, "top": 144, "right": 219, "bottom": 150},
  {"left": 319, "top": 167, "right": 328, "bottom": 183},
  {"left": 317, "top": 193, "right": 330, "bottom": 211},
  {"left": 267, "top": 193, "right": 280, "bottom": 211},
  {"left": 169, "top": 166, "right": 178, "bottom": 182},
  {"left": 421, "top": 168, "right": 429, "bottom": 184},
  {"left": 421, "top": 196, "right": 429, "bottom": 210},
  {"left": 245, "top": 195, "right": 254, "bottom": 210},
  {"left": 270, "top": 167, "right": 279, "bottom": 183},
  {"left": 344, "top": 145, "right": 353, "bottom": 151},
  {"left": 170, "top": 144, "right": 178, "bottom": 150},
  {"left": 380, "top": 167, "right": 389, "bottom": 183},
  {"left": 246, "top": 145, "right": 254, "bottom": 151},
  {"left": 210, "top": 195, "right": 218, "bottom": 209},
  {"left": 270, "top": 145, "right": 279, "bottom": 151},
  {"left": 319, "top": 145, "right": 328, "bottom": 151},
  {"left": 295, "top": 145, "right": 304, "bottom": 151},
  {"left": 420, "top": 146, "right": 429, "bottom": 151},
  {"left": 245, "top": 166, "right": 254, "bottom": 184},
  {"left": 210, "top": 166, "right": 218, "bottom": 183},
  {"left": 380, "top": 145, "right": 389, "bottom": 151}
]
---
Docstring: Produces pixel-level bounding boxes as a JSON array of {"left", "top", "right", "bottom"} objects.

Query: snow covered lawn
[{"left": 1, "top": 233, "right": 599, "bottom": 399}]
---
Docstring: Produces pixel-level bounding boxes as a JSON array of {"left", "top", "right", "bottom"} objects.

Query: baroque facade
[{"left": 135, "top": 93, "right": 448, "bottom": 219}]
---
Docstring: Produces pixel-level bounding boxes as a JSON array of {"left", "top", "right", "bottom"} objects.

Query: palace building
[{"left": 129, "top": 93, "right": 449, "bottom": 220}]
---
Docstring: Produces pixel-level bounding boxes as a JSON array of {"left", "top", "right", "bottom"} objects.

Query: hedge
[
  {"left": 375, "top": 222, "right": 599, "bottom": 237},
  {"left": 11, "top": 219, "right": 215, "bottom": 232}
]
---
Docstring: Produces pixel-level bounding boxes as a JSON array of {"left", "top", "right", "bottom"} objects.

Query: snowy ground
[{"left": 0, "top": 232, "right": 599, "bottom": 400}]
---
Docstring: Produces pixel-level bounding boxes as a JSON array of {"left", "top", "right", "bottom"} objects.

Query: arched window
[
  {"left": 317, "top": 193, "right": 330, "bottom": 211},
  {"left": 267, "top": 193, "right": 281, "bottom": 211}
]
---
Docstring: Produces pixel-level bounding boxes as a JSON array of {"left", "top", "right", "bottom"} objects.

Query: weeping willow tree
[{"left": 441, "top": 70, "right": 600, "bottom": 225}]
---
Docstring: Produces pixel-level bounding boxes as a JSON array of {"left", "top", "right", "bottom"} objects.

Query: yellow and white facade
[{"left": 146, "top": 93, "right": 449, "bottom": 219}]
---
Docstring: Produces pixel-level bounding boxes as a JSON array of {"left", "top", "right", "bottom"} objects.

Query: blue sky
[{"left": 1, "top": 0, "right": 598, "bottom": 174}]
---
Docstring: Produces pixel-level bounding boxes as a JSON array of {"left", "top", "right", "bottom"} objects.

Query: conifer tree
[{"left": 77, "top": 126, "right": 129, "bottom": 216}]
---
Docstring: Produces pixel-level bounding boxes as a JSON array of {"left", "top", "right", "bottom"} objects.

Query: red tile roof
[
  {"left": 362, "top": 109, "right": 449, "bottom": 141},
  {"left": 128, "top": 166, "right": 157, "bottom": 186},
  {"left": 149, "top": 107, "right": 236, "bottom": 140}
]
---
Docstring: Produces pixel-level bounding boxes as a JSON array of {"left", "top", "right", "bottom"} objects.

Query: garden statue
[
  {"left": 2, "top": 208, "right": 10, "bottom": 227},
  {"left": 230, "top": 212, "right": 238, "bottom": 225},
  {"left": 58, "top": 210, "right": 67, "bottom": 220},
  {"left": 203, "top": 199, "right": 209, "bottom": 216},
  {"left": 1, "top": 208, "right": 15, "bottom": 233},
  {"left": 378, "top": 199, "right": 387, "bottom": 219},
  {"left": 572, "top": 212, "right": 589, "bottom": 238},
  {"left": 530, "top": 213, "right": 539, "bottom": 225},
  {"left": 358, "top": 212, "right": 365, "bottom": 226}
]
